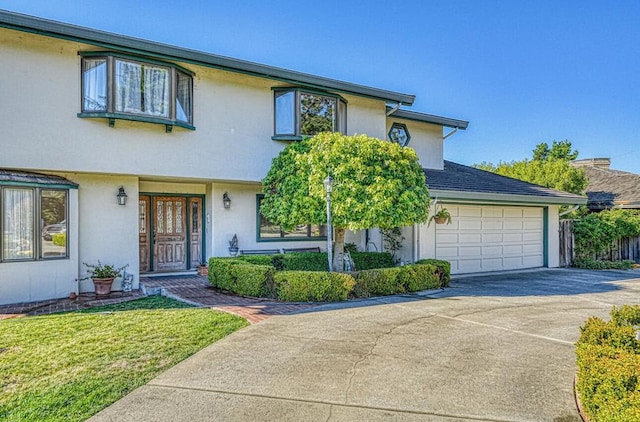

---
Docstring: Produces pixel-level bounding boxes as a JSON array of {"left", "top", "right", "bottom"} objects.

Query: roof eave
[
  {"left": 0, "top": 9, "right": 415, "bottom": 105},
  {"left": 388, "top": 108, "right": 469, "bottom": 129},
  {"left": 429, "top": 189, "right": 587, "bottom": 206}
]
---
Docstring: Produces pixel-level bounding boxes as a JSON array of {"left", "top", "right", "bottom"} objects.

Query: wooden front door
[{"left": 153, "top": 196, "right": 187, "bottom": 271}]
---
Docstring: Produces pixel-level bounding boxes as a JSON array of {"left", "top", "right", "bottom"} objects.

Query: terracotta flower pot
[
  {"left": 92, "top": 277, "right": 115, "bottom": 296},
  {"left": 434, "top": 216, "right": 447, "bottom": 224},
  {"left": 197, "top": 265, "right": 209, "bottom": 276}
]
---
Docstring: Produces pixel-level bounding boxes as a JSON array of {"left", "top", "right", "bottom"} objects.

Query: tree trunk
[{"left": 333, "top": 227, "right": 345, "bottom": 272}]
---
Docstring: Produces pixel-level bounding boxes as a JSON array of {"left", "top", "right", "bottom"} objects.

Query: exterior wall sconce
[
  {"left": 117, "top": 186, "right": 128, "bottom": 206},
  {"left": 223, "top": 192, "right": 231, "bottom": 209}
]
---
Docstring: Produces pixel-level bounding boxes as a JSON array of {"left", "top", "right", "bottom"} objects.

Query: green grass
[{"left": 0, "top": 296, "right": 248, "bottom": 422}]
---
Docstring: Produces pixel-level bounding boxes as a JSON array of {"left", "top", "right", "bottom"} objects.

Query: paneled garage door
[{"left": 435, "top": 205, "right": 544, "bottom": 274}]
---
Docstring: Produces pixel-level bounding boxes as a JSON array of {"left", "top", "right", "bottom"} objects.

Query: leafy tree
[
  {"left": 261, "top": 132, "right": 430, "bottom": 271},
  {"left": 475, "top": 140, "right": 587, "bottom": 196},
  {"left": 532, "top": 140, "right": 579, "bottom": 161}
]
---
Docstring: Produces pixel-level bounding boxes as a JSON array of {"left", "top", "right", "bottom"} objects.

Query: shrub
[
  {"left": 415, "top": 259, "right": 451, "bottom": 287},
  {"left": 611, "top": 305, "right": 640, "bottom": 326},
  {"left": 279, "top": 252, "right": 329, "bottom": 271},
  {"left": 274, "top": 271, "right": 355, "bottom": 302},
  {"left": 353, "top": 267, "right": 404, "bottom": 297},
  {"left": 574, "top": 258, "right": 634, "bottom": 270},
  {"left": 576, "top": 306, "right": 640, "bottom": 421},
  {"left": 52, "top": 232, "right": 66, "bottom": 247},
  {"left": 399, "top": 264, "right": 441, "bottom": 292},
  {"left": 208, "top": 258, "right": 275, "bottom": 297},
  {"left": 238, "top": 255, "right": 274, "bottom": 266},
  {"left": 351, "top": 252, "right": 394, "bottom": 270}
]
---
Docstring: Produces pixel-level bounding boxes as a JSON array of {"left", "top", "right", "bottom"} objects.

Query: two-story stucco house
[{"left": 0, "top": 10, "right": 586, "bottom": 305}]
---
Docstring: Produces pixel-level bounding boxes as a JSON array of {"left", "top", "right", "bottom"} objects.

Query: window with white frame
[
  {"left": 1, "top": 185, "right": 69, "bottom": 261},
  {"left": 80, "top": 53, "right": 194, "bottom": 130},
  {"left": 273, "top": 88, "right": 347, "bottom": 140}
]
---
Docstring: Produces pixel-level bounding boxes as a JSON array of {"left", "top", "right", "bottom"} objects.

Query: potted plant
[
  {"left": 429, "top": 208, "right": 452, "bottom": 225},
  {"left": 197, "top": 262, "right": 209, "bottom": 276},
  {"left": 82, "top": 261, "right": 128, "bottom": 297},
  {"left": 228, "top": 234, "right": 239, "bottom": 256}
]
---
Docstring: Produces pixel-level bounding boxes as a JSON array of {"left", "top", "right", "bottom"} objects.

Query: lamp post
[{"left": 323, "top": 175, "right": 333, "bottom": 272}]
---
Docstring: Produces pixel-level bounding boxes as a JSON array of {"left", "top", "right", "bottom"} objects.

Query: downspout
[
  {"left": 386, "top": 103, "right": 401, "bottom": 116},
  {"left": 559, "top": 205, "right": 580, "bottom": 217},
  {"left": 443, "top": 127, "right": 459, "bottom": 140}
]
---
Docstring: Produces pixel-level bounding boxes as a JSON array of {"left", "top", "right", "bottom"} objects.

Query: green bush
[
  {"left": 208, "top": 258, "right": 275, "bottom": 297},
  {"left": 274, "top": 271, "right": 355, "bottom": 302},
  {"left": 52, "top": 232, "right": 66, "bottom": 247},
  {"left": 574, "top": 258, "right": 634, "bottom": 270},
  {"left": 573, "top": 209, "right": 640, "bottom": 261},
  {"left": 351, "top": 252, "right": 394, "bottom": 270},
  {"left": 238, "top": 255, "right": 274, "bottom": 266},
  {"left": 353, "top": 267, "right": 404, "bottom": 297},
  {"left": 279, "top": 253, "right": 329, "bottom": 271},
  {"left": 415, "top": 259, "right": 451, "bottom": 287},
  {"left": 576, "top": 306, "right": 640, "bottom": 421},
  {"left": 399, "top": 264, "right": 441, "bottom": 292}
]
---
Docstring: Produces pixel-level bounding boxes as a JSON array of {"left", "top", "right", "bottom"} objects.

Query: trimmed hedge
[
  {"left": 574, "top": 258, "right": 635, "bottom": 270},
  {"left": 353, "top": 263, "right": 444, "bottom": 298},
  {"left": 209, "top": 258, "right": 275, "bottom": 298},
  {"left": 274, "top": 271, "right": 355, "bottom": 302},
  {"left": 416, "top": 259, "right": 451, "bottom": 287},
  {"left": 576, "top": 305, "right": 640, "bottom": 421},
  {"left": 208, "top": 254, "right": 451, "bottom": 302},
  {"left": 351, "top": 252, "right": 394, "bottom": 270}
]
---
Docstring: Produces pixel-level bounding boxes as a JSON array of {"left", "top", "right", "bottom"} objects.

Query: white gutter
[
  {"left": 386, "top": 103, "right": 401, "bottom": 116},
  {"left": 558, "top": 204, "right": 580, "bottom": 217},
  {"left": 443, "top": 127, "right": 459, "bottom": 140},
  {"left": 429, "top": 189, "right": 587, "bottom": 206}
]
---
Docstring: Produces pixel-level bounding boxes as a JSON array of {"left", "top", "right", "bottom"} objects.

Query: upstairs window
[
  {"left": 79, "top": 53, "right": 194, "bottom": 132},
  {"left": 273, "top": 88, "right": 346, "bottom": 141}
]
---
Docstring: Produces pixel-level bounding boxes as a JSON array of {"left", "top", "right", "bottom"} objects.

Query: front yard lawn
[{"left": 0, "top": 297, "right": 248, "bottom": 422}]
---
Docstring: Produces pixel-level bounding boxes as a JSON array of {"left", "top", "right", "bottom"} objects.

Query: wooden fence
[{"left": 558, "top": 219, "right": 640, "bottom": 266}]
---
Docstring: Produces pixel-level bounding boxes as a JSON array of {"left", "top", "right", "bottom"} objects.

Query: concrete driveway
[{"left": 91, "top": 268, "right": 640, "bottom": 421}]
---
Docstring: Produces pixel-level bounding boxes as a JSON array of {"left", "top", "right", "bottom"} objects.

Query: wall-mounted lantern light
[
  {"left": 223, "top": 192, "right": 231, "bottom": 209},
  {"left": 117, "top": 186, "right": 128, "bottom": 206}
]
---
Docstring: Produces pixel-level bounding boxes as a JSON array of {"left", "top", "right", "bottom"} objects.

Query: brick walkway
[
  {"left": 140, "top": 275, "right": 320, "bottom": 324},
  {"left": 0, "top": 291, "right": 144, "bottom": 320},
  {"left": 0, "top": 275, "right": 320, "bottom": 324}
]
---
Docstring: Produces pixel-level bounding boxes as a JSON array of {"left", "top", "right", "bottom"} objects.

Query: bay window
[
  {"left": 273, "top": 88, "right": 347, "bottom": 141},
  {"left": 79, "top": 53, "right": 194, "bottom": 131}
]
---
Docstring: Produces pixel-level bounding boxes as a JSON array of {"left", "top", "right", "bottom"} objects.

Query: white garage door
[{"left": 435, "top": 205, "right": 544, "bottom": 274}]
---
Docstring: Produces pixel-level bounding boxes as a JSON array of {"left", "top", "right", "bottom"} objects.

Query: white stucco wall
[
  {"left": 386, "top": 118, "right": 444, "bottom": 170},
  {"left": 66, "top": 174, "right": 140, "bottom": 293},
  {"left": 547, "top": 205, "right": 560, "bottom": 268},
  {"left": 0, "top": 30, "right": 393, "bottom": 185}
]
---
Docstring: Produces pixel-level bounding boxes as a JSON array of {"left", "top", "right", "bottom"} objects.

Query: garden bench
[
  {"left": 282, "top": 246, "right": 322, "bottom": 253},
  {"left": 239, "top": 249, "right": 280, "bottom": 255}
]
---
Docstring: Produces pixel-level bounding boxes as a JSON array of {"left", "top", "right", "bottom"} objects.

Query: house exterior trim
[
  {"left": 0, "top": 10, "right": 415, "bottom": 105},
  {"left": 429, "top": 189, "right": 587, "bottom": 206}
]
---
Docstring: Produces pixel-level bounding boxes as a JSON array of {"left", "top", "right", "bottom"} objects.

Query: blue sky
[{"left": 3, "top": 1, "right": 640, "bottom": 172}]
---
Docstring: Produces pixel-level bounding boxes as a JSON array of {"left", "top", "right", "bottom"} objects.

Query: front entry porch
[{"left": 139, "top": 194, "right": 205, "bottom": 273}]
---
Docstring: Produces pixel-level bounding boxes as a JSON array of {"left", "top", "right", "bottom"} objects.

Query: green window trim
[
  {"left": 256, "top": 195, "right": 327, "bottom": 242},
  {"left": 0, "top": 184, "right": 70, "bottom": 263},
  {"left": 272, "top": 87, "right": 347, "bottom": 140},
  {"left": 79, "top": 52, "right": 195, "bottom": 131}
]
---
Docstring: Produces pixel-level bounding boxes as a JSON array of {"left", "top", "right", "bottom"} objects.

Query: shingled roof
[
  {"left": 581, "top": 165, "right": 640, "bottom": 210},
  {"left": 423, "top": 161, "right": 586, "bottom": 205},
  {"left": 0, "top": 169, "right": 78, "bottom": 187}
]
